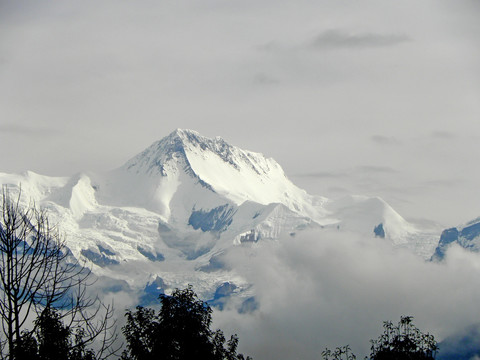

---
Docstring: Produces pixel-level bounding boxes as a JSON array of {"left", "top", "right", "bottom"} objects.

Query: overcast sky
[{"left": 1, "top": 0, "right": 479, "bottom": 226}]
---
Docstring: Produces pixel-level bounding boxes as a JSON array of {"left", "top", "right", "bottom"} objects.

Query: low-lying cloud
[{"left": 213, "top": 229, "right": 480, "bottom": 359}]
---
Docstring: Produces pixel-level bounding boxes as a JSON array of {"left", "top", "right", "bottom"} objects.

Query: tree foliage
[
  {"left": 34, "top": 307, "right": 71, "bottom": 359},
  {"left": 11, "top": 306, "right": 97, "bottom": 360},
  {"left": 122, "top": 286, "right": 251, "bottom": 360}
]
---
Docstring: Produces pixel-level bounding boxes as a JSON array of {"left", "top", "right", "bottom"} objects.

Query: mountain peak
[
  {"left": 167, "top": 128, "right": 228, "bottom": 148},
  {"left": 168, "top": 129, "right": 232, "bottom": 158},
  {"left": 113, "top": 129, "right": 328, "bottom": 219},
  {"left": 169, "top": 128, "right": 203, "bottom": 142},
  {"left": 122, "top": 129, "right": 265, "bottom": 177},
  {"left": 120, "top": 129, "right": 209, "bottom": 175}
]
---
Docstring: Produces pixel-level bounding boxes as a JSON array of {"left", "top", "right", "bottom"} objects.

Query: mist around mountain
[{"left": 2, "top": 129, "right": 480, "bottom": 359}]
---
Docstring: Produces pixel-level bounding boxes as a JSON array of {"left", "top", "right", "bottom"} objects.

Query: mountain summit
[
  {"left": 122, "top": 129, "right": 275, "bottom": 178},
  {"left": 103, "top": 129, "right": 328, "bottom": 224}
]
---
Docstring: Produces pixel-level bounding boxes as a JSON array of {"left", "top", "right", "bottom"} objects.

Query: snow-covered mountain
[
  {"left": 0, "top": 129, "right": 440, "bottom": 301},
  {"left": 98, "top": 129, "right": 329, "bottom": 221}
]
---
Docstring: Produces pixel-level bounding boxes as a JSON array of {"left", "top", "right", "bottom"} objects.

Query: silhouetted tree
[
  {"left": 322, "top": 316, "right": 438, "bottom": 360},
  {"left": 122, "top": 286, "right": 251, "bottom": 360},
  {"left": 11, "top": 331, "right": 37, "bottom": 360},
  {"left": 35, "top": 307, "right": 71, "bottom": 360},
  {"left": 369, "top": 316, "right": 437, "bottom": 360},
  {"left": 11, "top": 306, "right": 97, "bottom": 360},
  {"left": 122, "top": 306, "right": 157, "bottom": 360}
]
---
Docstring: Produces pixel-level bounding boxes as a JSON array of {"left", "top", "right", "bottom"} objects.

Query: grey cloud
[
  {"left": 312, "top": 29, "right": 411, "bottom": 49},
  {"left": 431, "top": 131, "right": 456, "bottom": 139},
  {"left": 0, "top": 124, "right": 54, "bottom": 136},
  {"left": 256, "top": 41, "right": 281, "bottom": 53},
  {"left": 371, "top": 135, "right": 400, "bottom": 145},
  {"left": 253, "top": 73, "right": 279, "bottom": 85}
]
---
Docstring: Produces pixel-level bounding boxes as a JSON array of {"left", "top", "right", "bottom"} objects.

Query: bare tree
[{"left": 0, "top": 186, "right": 117, "bottom": 359}]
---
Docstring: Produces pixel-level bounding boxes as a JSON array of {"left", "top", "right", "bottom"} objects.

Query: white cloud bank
[{"left": 213, "top": 230, "right": 480, "bottom": 359}]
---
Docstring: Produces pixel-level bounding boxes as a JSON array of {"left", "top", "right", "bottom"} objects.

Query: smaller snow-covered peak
[{"left": 326, "top": 195, "right": 415, "bottom": 242}]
